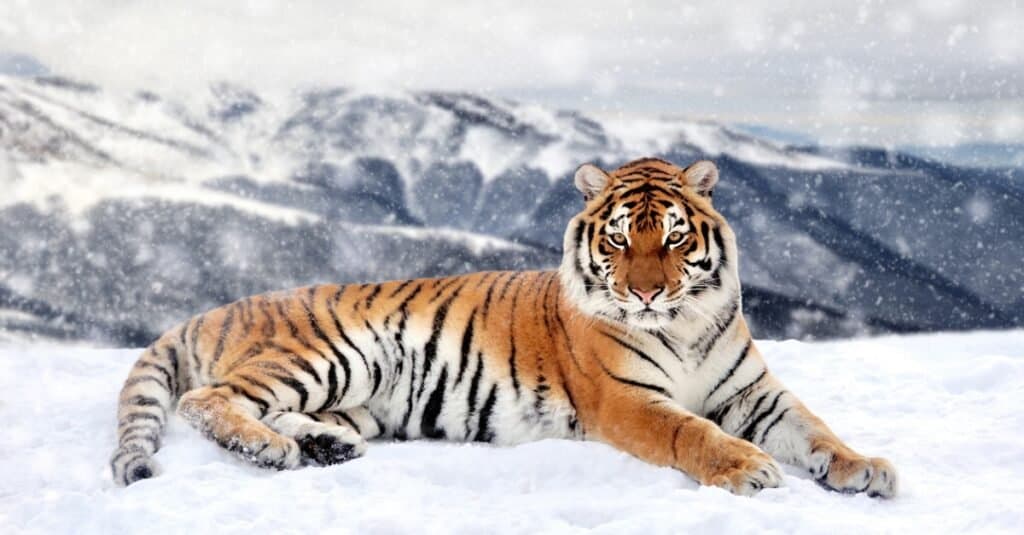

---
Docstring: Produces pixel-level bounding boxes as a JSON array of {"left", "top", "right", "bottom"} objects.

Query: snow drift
[{"left": 1, "top": 330, "right": 1022, "bottom": 534}]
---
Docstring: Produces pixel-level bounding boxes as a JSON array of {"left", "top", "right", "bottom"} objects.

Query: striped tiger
[{"left": 110, "top": 157, "right": 897, "bottom": 497}]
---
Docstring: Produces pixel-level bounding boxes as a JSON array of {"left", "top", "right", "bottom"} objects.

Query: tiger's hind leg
[
  {"left": 261, "top": 407, "right": 379, "bottom": 466},
  {"left": 178, "top": 385, "right": 301, "bottom": 470}
]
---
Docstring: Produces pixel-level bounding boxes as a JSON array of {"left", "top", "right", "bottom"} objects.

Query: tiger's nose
[{"left": 630, "top": 287, "right": 663, "bottom": 305}]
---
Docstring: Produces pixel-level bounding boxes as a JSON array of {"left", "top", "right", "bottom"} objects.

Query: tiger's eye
[
  {"left": 609, "top": 232, "right": 628, "bottom": 247},
  {"left": 666, "top": 231, "right": 687, "bottom": 246}
]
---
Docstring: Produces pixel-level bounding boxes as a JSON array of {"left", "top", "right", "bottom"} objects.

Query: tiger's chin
[{"left": 625, "top": 309, "right": 675, "bottom": 330}]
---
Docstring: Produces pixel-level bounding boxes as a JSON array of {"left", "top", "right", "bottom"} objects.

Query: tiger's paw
[
  {"left": 810, "top": 448, "right": 898, "bottom": 498},
  {"left": 296, "top": 427, "right": 367, "bottom": 466},
  {"left": 703, "top": 436, "right": 785, "bottom": 496},
  {"left": 232, "top": 435, "right": 301, "bottom": 471}
]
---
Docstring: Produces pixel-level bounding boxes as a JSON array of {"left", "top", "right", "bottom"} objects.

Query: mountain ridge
[{"left": 1, "top": 74, "right": 1020, "bottom": 344}]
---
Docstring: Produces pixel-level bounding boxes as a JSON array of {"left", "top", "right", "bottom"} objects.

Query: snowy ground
[{"left": 1, "top": 330, "right": 1023, "bottom": 534}]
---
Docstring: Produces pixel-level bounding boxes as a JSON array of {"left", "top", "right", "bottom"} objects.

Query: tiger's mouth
[
  {"left": 609, "top": 299, "right": 677, "bottom": 327},
  {"left": 626, "top": 308, "right": 675, "bottom": 328}
]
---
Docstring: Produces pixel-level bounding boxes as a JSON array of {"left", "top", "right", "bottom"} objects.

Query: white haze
[{"left": 1, "top": 0, "right": 1021, "bottom": 146}]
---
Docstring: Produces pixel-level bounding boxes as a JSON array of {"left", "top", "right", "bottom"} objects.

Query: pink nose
[{"left": 630, "top": 287, "right": 663, "bottom": 305}]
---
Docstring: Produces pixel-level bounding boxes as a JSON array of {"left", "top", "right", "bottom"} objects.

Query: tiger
[{"left": 110, "top": 157, "right": 898, "bottom": 498}]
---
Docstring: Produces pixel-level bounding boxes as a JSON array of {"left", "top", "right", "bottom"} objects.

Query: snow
[
  {"left": 356, "top": 224, "right": 531, "bottom": 255},
  {"left": 599, "top": 116, "right": 848, "bottom": 171},
  {"left": 1, "top": 329, "right": 1022, "bottom": 534}
]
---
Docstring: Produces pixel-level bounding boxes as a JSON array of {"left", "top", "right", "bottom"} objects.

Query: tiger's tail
[{"left": 109, "top": 326, "right": 190, "bottom": 486}]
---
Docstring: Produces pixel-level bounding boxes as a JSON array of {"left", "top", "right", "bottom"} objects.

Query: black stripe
[
  {"left": 363, "top": 285, "right": 383, "bottom": 309},
  {"left": 480, "top": 273, "right": 501, "bottom": 321},
  {"left": 497, "top": 272, "right": 519, "bottom": 301},
  {"left": 571, "top": 222, "right": 589, "bottom": 281},
  {"left": 419, "top": 281, "right": 467, "bottom": 399},
  {"left": 238, "top": 297, "right": 253, "bottom": 333},
  {"left": 427, "top": 277, "right": 461, "bottom": 304},
  {"left": 123, "top": 375, "right": 166, "bottom": 389},
  {"left": 561, "top": 380, "right": 581, "bottom": 434},
  {"left": 228, "top": 384, "right": 270, "bottom": 414},
  {"left": 287, "top": 354, "right": 321, "bottom": 385},
  {"left": 706, "top": 341, "right": 752, "bottom": 401},
  {"left": 189, "top": 315, "right": 205, "bottom": 380},
  {"left": 652, "top": 331, "right": 685, "bottom": 365},
  {"left": 601, "top": 331, "right": 670, "bottom": 378},
  {"left": 387, "top": 279, "right": 415, "bottom": 299},
  {"left": 269, "top": 373, "right": 309, "bottom": 411},
  {"left": 508, "top": 277, "right": 523, "bottom": 397},
  {"left": 454, "top": 308, "right": 477, "bottom": 386},
  {"left": 733, "top": 392, "right": 769, "bottom": 434},
  {"left": 236, "top": 373, "right": 280, "bottom": 401},
  {"left": 757, "top": 407, "right": 791, "bottom": 443},
  {"left": 391, "top": 282, "right": 424, "bottom": 317},
  {"left": 361, "top": 319, "right": 389, "bottom": 396},
  {"left": 119, "top": 424, "right": 156, "bottom": 437},
  {"left": 708, "top": 369, "right": 766, "bottom": 418},
  {"left": 337, "top": 411, "right": 362, "bottom": 434},
  {"left": 473, "top": 384, "right": 498, "bottom": 442},
  {"left": 120, "top": 433, "right": 157, "bottom": 445},
  {"left": 323, "top": 293, "right": 356, "bottom": 401},
  {"left": 693, "top": 298, "right": 740, "bottom": 362},
  {"left": 254, "top": 359, "right": 293, "bottom": 376},
  {"left": 606, "top": 373, "right": 671, "bottom": 398},
  {"left": 586, "top": 193, "right": 619, "bottom": 218},
  {"left": 210, "top": 304, "right": 237, "bottom": 372},
  {"left": 741, "top": 391, "right": 785, "bottom": 442},
  {"left": 420, "top": 365, "right": 448, "bottom": 439},
  {"left": 464, "top": 354, "right": 484, "bottom": 436},
  {"left": 317, "top": 357, "right": 338, "bottom": 412},
  {"left": 258, "top": 299, "right": 276, "bottom": 336},
  {"left": 595, "top": 356, "right": 671, "bottom": 397},
  {"left": 110, "top": 448, "right": 146, "bottom": 465},
  {"left": 326, "top": 297, "right": 371, "bottom": 380},
  {"left": 118, "top": 412, "right": 163, "bottom": 427},
  {"left": 552, "top": 297, "right": 591, "bottom": 379},
  {"left": 275, "top": 301, "right": 300, "bottom": 338},
  {"left": 126, "top": 395, "right": 161, "bottom": 407},
  {"left": 371, "top": 362, "right": 383, "bottom": 396},
  {"left": 621, "top": 181, "right": 678, "bottom": 200},
  {"left": 539, "top": 273, "right": 557, "bottom": 340},
  {"left": 165, "top": 345, "right": 181, "bottom": 395},
  {"left": 400, "top": 347, "right": 418, "bottom": 435}
]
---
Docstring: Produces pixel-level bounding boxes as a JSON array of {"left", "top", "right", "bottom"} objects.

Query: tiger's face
[{"left": 559, "top": 158, "right": 736, "bottom": 329}]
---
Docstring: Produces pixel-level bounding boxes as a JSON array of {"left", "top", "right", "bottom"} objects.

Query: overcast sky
[{"left": 1, "top": 0, "right": 1021, "bottom": 146}]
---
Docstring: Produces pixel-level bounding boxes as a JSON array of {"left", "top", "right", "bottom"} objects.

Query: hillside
[{"left": 1, "top": 74, "right": 1021, "bottom": 344}]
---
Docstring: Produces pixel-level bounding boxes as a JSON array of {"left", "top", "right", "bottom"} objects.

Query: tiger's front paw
[
  {"left": 296, "top": 426, "right": 367, "bottom": 466},
  {"left": 810, "top": 447, "right": 898, "bottom": 498},
  {"left": 228, "top": 434, "right": 301, "bottom": 470},
  {"left": 703, "top": 436, "right": 785, "bottom": 496}
]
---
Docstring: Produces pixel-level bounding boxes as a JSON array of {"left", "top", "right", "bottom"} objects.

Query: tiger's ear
[
  {"left": 574, "top": 163, "right": 611, "bottom": 201},
  {"left": 680, "top": 160, "right": 719, "bottom": 198}
]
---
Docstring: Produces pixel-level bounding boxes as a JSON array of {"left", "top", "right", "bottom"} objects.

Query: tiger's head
[{"left": 559, "top": 158, "right": 739, "bottom": 329}]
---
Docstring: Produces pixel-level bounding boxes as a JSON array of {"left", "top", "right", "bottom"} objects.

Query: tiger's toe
[
  {"left": 713, "top": 456, "right": 785, "bottom": 496},
  {"left": 811, "top": 448, "right": 898, "bottom": 498},
  {"left": 866, "top": 457, "right": 898, "bottom": 498},
  {"left": 705, "top": 437, "right": 785, "bottom": 496},
  {"left": 296, "top": 427, "right": 367, "bottom": 466},
  {"left": 229, "top": 435, "right": 300, "bottom": 470}
]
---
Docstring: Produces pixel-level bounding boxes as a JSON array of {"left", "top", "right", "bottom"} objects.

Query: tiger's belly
[{"left": 362, "top": 345, "right": 581, "bottom": 445}]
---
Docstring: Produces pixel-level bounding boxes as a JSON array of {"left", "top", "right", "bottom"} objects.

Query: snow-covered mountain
[{"left": 1, "top": 74, "right": 1021, "bottom": 345}]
